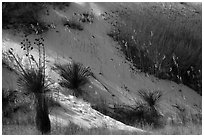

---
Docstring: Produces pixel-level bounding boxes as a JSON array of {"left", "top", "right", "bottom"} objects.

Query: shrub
[
  {"left": 63, "top": 20, "right": 84, "bottom": 31},
  {"left": 137, "top": 89, "right": 162, "bottom": 109},
  {"left": 79, "top": 11, "right": 94, "bottom": 23},
  {"left": 54, "top": 62, "right": 92, "bottom": 98}
]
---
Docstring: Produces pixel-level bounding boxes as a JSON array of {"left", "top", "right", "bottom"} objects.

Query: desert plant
[
  {"left": 8, "top": 37, "right": 51, "bottom": 134},
  {"left": 92, "top": 89, "right": 163, "bottom": 128},
  {"left": 137, "top": 89, "right": 162, "bottom": 109},
  {"left": 135, "top": 89, "right": 163, "bottom": 127},
  {"left": 54, "top": 62, "right": 92, "bottom": 98}
]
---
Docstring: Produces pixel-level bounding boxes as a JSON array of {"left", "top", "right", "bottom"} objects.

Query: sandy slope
[{"left": 2, "top": 2, "right": 201, "bottom": 133}]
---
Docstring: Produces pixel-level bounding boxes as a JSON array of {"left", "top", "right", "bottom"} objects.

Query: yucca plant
[
  {"left": 138, "top": 89, "right": 162, "bottom": 109},
  {"left": 136, "top": 89, "right": 163, "bottom": 127},
  {"left": 8, "top": 37, "right": 51, "bottom": 134},
  {"left": 54, "top": 62, "right": 92, "bottom": 98}
]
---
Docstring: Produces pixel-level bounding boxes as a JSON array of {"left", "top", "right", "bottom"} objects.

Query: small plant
[
  {"left": 79, "top": 11, "right": 94, "bottom": 23},
  {"left": 171, "top": 103, "right": 201, "bottom": 126},
  {"left": 137, "top": 89, "right": 162, "bottom": 109},
  {"left": 135, "top": 89, "right": 163, "bottom": 127},
  {"left": 95, "top": 89, "right": 163, "bottom": 128},
  {"left": 63, "top": 19, "right": 84, "bottom": 31},
  {"left": 54, "top": 62, "right": 92, "bottom": 98}
]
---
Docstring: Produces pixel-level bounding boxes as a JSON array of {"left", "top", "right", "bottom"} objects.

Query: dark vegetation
[
  {"left": 107, "top": 3, "right": 202, "bottom": 95},
  {"left": 79, "top": 11, "right": 95, "bottom": 23},
  {"left": 2, "top": 89, "right": 30, "bottom": 119},
  {"left": 2, "top": 2, "right": 71, "bottom": 34},
  {"left": 63, "top": 9, "right": 95, "bottom": 31},
  {"left": 93, "top": 89, "right": 201, "bottom": 129},
  {"left": 49, "top": 2, "right": 71, "bottom": 10},
  {"left": 95, "top": 90, "right": 164, "bottom": 128},
  {"left": 54, "top": 62, "right": 93, "bottom": 98},
  {"left": 2, "top": 2, "right": 48, "bottom": 34}
]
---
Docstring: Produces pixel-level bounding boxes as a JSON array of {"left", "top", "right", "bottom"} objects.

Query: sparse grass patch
[
  {"left": 64, "top": 122, "right": 143, "bottom": 135},
  {"left": 172, "top": 103, "right": 202, "bottom": 126},
  {"left": 107, "top": 4, "right": 202, "bottom": 94},
  {"left": 2, "top": 124, "right": 38, "bottom": 135},
  {"left": 154, "top": 123, "right": 202, "bottom": 135}
]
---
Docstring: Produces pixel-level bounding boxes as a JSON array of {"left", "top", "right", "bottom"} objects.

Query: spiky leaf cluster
[
  {"left": 17, "top": 68, "right": 50, "bottom": 95},
  {"left": 54, "top": 62, "right": 92, "bottom": 97},
  {"left": 138, "top": 89, "right": 162, "bottom": 109}
]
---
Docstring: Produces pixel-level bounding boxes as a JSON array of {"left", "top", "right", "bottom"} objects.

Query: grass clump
[
  {"left": 111, "top": 90, "right": 164, "bottom": 128},
  {"left": 136, "top": 89, "right": 164, "bottom": 127},
  {"left": 54, "top": 61, "right": 92, "bottom": 98}
]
